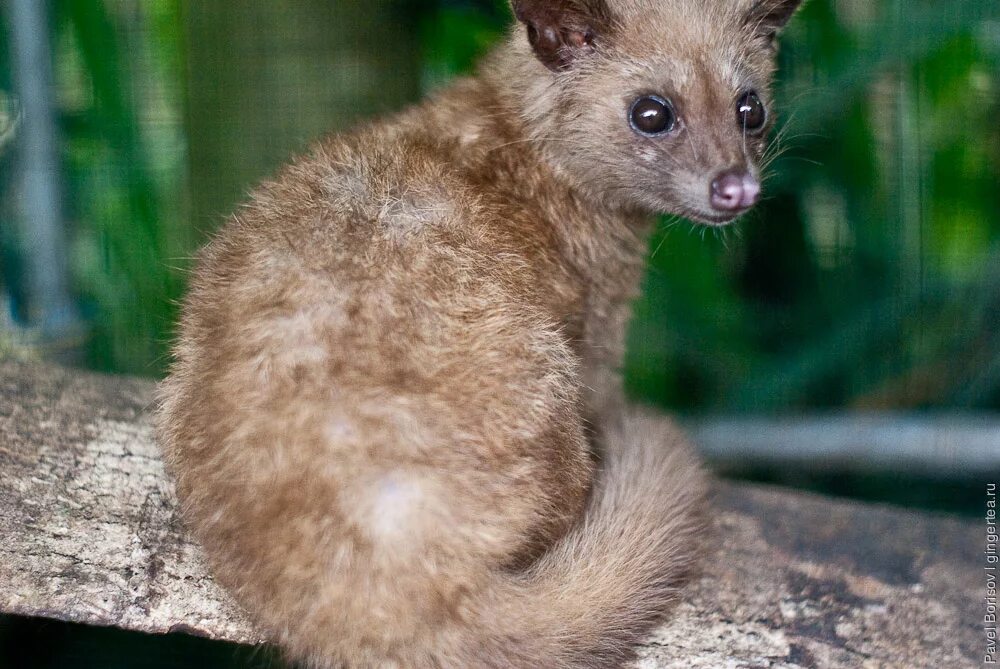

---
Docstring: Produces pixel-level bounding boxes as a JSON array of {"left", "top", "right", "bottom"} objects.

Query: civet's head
[{"left": 510, "top": 0, "right": 803, "bottom": 224}]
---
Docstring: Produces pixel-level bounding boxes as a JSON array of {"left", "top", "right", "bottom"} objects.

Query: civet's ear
[
  {"left": 744, "top": 0, "right": 805, "bottom": 40},
  {"left": 511, "top": 0, "right": 611, "bottom": 71}
]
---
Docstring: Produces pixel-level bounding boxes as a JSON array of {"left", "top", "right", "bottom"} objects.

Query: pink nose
[{"left": 710, "top": 169, "right": 760, "bottom": 212}]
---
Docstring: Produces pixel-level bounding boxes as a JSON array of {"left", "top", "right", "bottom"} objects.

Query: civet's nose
[{"left": 709, "top": 169, "right": 760, "bottom": 212}]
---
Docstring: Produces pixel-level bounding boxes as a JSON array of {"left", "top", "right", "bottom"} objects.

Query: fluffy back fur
[{"left": 157, "top": 0, "right": 801, "bottom": 666}]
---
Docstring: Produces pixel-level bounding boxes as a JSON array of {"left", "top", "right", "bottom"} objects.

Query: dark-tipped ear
[
  {"left": 511, "top": 0, "right": 611, "bottom": 71},
  {"left": 744, "top": 0, "right": 804, "bottom": 39}
]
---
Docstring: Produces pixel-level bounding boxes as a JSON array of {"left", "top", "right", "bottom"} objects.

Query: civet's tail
[{"left": 280, "top": 406, "right": 707, "bottom": 669}]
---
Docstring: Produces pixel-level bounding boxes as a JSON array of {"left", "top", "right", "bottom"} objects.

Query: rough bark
[{"left": 0, "top": 360, "right": 982, "bottom": 667}]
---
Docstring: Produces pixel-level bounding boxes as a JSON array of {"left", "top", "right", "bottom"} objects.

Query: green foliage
[
  {"left": 419, "top": 0, "right": 509, "bottom": 87},
  {"left": 54, "top": 0, "right": 188, "bottom": 375}
]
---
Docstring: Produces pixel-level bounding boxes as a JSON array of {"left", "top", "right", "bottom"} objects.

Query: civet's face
[{"left": 513, "top": 0, "right": 801, "bottom": 224}]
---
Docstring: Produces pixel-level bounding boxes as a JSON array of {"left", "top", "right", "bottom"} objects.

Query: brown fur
[{"left": 157, "top": 1, "right": 801, "bottom": 666}]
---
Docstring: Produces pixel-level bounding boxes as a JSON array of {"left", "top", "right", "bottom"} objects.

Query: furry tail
[
  {"left": 442, "top": 405, "right": 707, "bottom": 669},
  {"left": 186, "top": 400, "right": 707, "bottom": 669}
]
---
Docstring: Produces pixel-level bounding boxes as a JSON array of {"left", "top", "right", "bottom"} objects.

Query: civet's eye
[
  {"left": 629, "top": 96, "right": 676, "bottom": 136},
  {"left": 736, "top": 91, "right": 766, "bottom": 132}
]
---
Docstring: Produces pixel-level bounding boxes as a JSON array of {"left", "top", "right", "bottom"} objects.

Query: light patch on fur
[
  {"left": 322, "top": 164, "right": 454, "bottom": 241},
  {"left": 247, "top": 305, "right": 338, "bottom": 386},
  {"left": 638, "top": 146, "right": 659, "bottom": 163},
  {"left": 669, "top": 58, "right": 695, "bottom": 91},
  {"left": 324, "top": 413, "right": 356, "bottom": 441},
  {"left": 326, "top": 165, "right": 370, "bottom": 204},
  {"left": 459, "top": 128, "right": 481, "bottom": 146},
  {"left": 673, "top": 170, "right": 713, "bottom": 212},
  {"left": 365, "top": 473, "right": 427, "bottom": 545},
  {"left": 718, "top": 45, "right": 753, "bottom": 93},
  {"left": 378, "top": 185, "right": 454, "bottom": 242},
  {"left": 269, "top": 310, "right": 328, "bottom": 362}
]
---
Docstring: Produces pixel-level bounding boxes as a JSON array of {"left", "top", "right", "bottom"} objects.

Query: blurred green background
[
  {"left": 0, "top": 0, "right": 997, "bottom": 666},
  {"left": 1, "top": 0, "right": 998, "bottom": 408}
]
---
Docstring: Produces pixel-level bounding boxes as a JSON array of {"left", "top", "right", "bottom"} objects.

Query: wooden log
[{"left": 0, "top": 360, "right": 983, "bottom": 667}]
